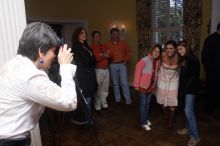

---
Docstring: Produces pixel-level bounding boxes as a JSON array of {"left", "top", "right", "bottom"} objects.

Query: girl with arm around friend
[
  {"left": 156, "top": 40, "right": 180, "bottom": 128},
  {"left": 133, "top": 44, "right": 162, "bottom": 131},
  {"left": 177, "top": 40, "right": 200, "bottom": 146}
]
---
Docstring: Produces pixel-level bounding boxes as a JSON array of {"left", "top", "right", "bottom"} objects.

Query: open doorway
[
  {"left": 27, "top": 17, "right": 88, "bottom": 83},
  {"left": 27, "top": 17, "right": 88, "bottom": 48}
]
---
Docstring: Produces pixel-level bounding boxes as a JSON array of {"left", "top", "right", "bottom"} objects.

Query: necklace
[{"left": 82, "top": 45, "right": 92, "bottom": 56}]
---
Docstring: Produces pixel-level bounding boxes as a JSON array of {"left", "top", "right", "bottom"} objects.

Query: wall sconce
[{"left": 110, "top": 21, "right": 127, "bottom": 40}]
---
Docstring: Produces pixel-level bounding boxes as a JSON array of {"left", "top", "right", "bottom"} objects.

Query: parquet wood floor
[{"left": 40, "top": 88, "right": 220, "bottom": 146}]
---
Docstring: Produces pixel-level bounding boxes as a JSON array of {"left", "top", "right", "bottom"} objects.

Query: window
[
  {"left": 211, "top": 0, "right": 220, "bottom": 33},
  {"left": 152, "top": 0, "right": 183, "bottom": 46}
]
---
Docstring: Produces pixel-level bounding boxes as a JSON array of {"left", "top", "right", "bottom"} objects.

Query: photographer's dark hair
[
  {"left": 17, "top": 22, "right": 60, "bottom": 61},
  {"left": 110, "top": 27, "right": 119, "bottom": 35},
  {"left": 91, "top": 31, "right": 101, "bottom": 37}
]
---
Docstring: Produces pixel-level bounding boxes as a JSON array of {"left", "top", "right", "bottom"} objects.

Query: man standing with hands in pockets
[{"left": 105, "top": 28, "right": 132, "bottom": 105}]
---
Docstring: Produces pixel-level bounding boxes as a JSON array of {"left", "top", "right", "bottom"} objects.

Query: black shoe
[
  {"left": 70, "top": 119, "right": 89, "bottom": 125},
  {"left": 103, "top": 106, "right": 114, "bottom": 112},
  {"left": 115, "top": 102, "right": 121, "bottom": 106}
]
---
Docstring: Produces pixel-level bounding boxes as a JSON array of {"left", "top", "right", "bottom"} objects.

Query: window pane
[
  {"left": 169, "top": 31, "right": 183, "bottom": 42},
  {"left": 153, "top": 0, "right": 167, "bottom": 28},
  {"left": 169, "top": 0, "right": 183, "bottom": 27},
  {"left": 153, "top": 32, "right": 166, "bottom": 45},
  {"left": 152, "top": 0, "right": 183, "bottom": 46}
]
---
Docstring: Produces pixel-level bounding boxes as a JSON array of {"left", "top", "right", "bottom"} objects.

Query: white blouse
[{"left": 0, "top": 55, "right": 77, "bottom": 139}]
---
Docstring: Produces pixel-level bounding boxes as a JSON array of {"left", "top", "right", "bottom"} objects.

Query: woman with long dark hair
[
  {"left": 177, "top": 40, "right": 200, "bottom": 146},
  {"left": 71, "top": 27, "right": 97, "bottom": 124}
]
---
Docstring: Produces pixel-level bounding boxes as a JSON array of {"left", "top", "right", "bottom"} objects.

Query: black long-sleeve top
[
  {"left": 201, "top": 32, "right": 220, "bottom": 68},
  {"left": 72, "top": 42, "right": 97, "bottom": 97},
  {"left": 179, "top": 52, "right": 200, "bottom": 94}
]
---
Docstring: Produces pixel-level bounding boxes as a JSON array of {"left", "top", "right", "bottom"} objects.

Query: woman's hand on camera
[{"left": 58, "top": 44, "right": 73, "bottom": 65}]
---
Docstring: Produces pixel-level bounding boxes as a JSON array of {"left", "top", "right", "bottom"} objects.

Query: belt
[
  {"left": 111, "top": 60, "right": 124, "bottom": 64},
  {"left": 0, "top": 137, "right": 30, "bottom": 146}
]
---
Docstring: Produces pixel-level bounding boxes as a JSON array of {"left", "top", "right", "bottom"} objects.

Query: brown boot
[{"left": 168, "top": 110, "right": 175, "bottom": 128}]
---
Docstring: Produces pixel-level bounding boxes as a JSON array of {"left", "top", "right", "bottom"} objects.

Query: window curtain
[
  {"left": 136, "top": 0, "right": 152, "bottom": 59},
  {"left": 0, "top": 0, "right": 26, "bottom": 67},
  {"left": 183, "top": 0, "right": 202, "bottom": 56}
]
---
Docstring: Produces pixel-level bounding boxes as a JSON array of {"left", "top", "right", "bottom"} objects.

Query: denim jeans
[
  {"left": 109, "top": 63, "right": 131, "bottom": 104},
  {"left": 139, "top": 92, "right": 152, "bottom": 125},
  {"left": 185, "top": 94, "right": 200, "bottom": 140}
]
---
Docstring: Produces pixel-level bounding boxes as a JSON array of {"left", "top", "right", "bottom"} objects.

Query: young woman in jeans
[
  {"left": 177, "top": 41, "right": 200, "bottom": 146},
  {"left": 133, "top": 44, "right": 162, "bottom": 131}
]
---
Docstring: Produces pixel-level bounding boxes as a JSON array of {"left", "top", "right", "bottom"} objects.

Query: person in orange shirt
[
  {"left": 91, "top": 31, "right": 110, "bottom": 115},
  {"left": 105, "top": 28, "right": 132, "bottom": 105}
]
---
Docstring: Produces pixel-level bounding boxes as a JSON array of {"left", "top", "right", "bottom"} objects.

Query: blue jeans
[
  {"left": 185, "top": 94, "right": 200, "bottom": 140},
  {"left": 139, "top": 92, "right": 152, "bottom": 125},
  {"left": 109, "top": 63, "right": 131, "bottom": 104}
]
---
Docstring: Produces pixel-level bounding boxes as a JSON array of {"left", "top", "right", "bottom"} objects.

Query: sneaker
[
  {"left": 147, "top": 120, "right": 152, "bottom": 126},
  {"left": 102, "top": 104, "right": 109, "bottom": 109},
  {"left": 177, "top": 128, "right": 188, "bottom": 135},
  {"left": 187, "top": 138, "right": 201, "bottom": 146},
  {"left": 125, "top": 100, "right": 132, "bottom": 105},
  {"left": 141, "top": 124, "right": 151, "bottom": 131}
]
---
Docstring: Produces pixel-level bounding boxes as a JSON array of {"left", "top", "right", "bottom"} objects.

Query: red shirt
[
  {"left": 90, "top": 43, "right": 109, "bottom": 69},
  {"left": 105, "top": 40, "right": 131, "bottom": 63}
]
